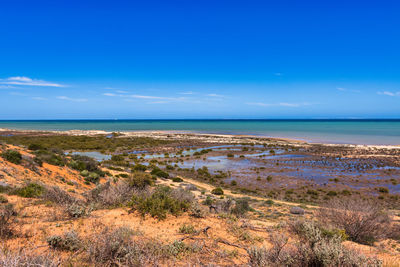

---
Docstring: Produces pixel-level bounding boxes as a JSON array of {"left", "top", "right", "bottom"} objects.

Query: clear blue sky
[{"left": 1, "top": 0, "right": 399, "bottom": 119}]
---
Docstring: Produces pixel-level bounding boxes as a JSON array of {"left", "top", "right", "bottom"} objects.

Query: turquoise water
[{"left": 0, "top": 120, "right": 399, "bottom": 145}]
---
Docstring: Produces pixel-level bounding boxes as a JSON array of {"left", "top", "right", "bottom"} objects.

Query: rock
[{"left": 290, "top": 206, "right": 305, "bottom": 215}]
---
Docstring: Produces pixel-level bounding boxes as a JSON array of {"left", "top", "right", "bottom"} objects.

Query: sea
[{"left": 0, "top": 119, "right": 399, "bottom": 145}]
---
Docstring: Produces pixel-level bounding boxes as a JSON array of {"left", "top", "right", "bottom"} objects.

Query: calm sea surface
[{"left": 0, "top": 120, "right": 399, "bottom": 145}]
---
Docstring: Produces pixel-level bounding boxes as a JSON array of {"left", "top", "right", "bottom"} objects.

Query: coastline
[{"left": 1, "top": 128, "right": 399, "bottom": 150}]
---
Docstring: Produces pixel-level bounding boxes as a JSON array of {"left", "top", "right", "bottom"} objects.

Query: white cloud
[
  {"left": 337, "top": 87, "right": 360, "bottom": 93},
  {"left": 206, "top": 93, "right": 224, "bottom": 97},
  {"left": 274, "top": 73, "right": 283, "bottom": 76},
  {"left": 246, "top": 102, "right": 272, "bottom": 107},
  {"left": 0, "top": 76, "right": 65, "bottom": 87},
  {"left": 246, "top": 102, "right": 311, "bottom": 108},
  {"left": 147, "top": 101, "right": 168, "bottom": 104},
  {"left": 279, "top": 102, "right": 300, "bottom": 107},
  {"left": 32, "top": 97, "right": 47, "bottom": 100},
  {"left": 103, "top": 93, "right": 117, "bottom": 96},
  {"left": 180, "top": 91, "right": 195, "bottom": 95},
  {"left": 377, "top": 91, "right": 400, "bottom": 97},
  {"left": 57, "top": 96, "right": 87, "bottom": 102}
]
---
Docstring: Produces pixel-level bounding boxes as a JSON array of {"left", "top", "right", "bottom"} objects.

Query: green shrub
[
  {"left": 377, "top": 187, "right": 389, "bottom": 193},
  {"left": 265, "top": 199, "right": 274, "bottom": 205},
  {"left": 111, "top": 154, "right": 125, "bottom": 162},
  {"left": 327, "top": 191, "right": 337, "bottom": 196},
  {"left": 28, "top": 143, "right": 43, "bottom": 151},
  {"left": 132, "top": 163, "right": 147, "bottom": 172},
  {"left": 116, "top": 173, "right": 129, "bottom": 178},
  {"left": 178, "top": 224, "right": 197, "bottom": 234},
  {"left": 34, "top": 150, "right": 65, "bottom": 166},
  {"left": 80, "top": 170, "right": 89, "bottom": 177},
  {"left": 1, "top": 150, "right": 22, "bottom": 164},
  {"left": 84, "top": 172, "right": 100, "bottom": 184},
  {"left": 0, "top": 195, "right": 8, "bottom": 203},
  {"left": 128, "top": 172, "right": 153, "bottom": 189},
  {"left": 231, "top": 199, "right": 250, "bottom": 217},
  {"left": 227, "top": 153, "right": 234, "bottom": 158},
  {"left": 211, "top": 187, "right": 224, "bottom": 195},
  {"left": 129, "top": 186, "right": 193, "bottom": 220},
  {"left": 230, "top": 180, "right": 237, "bottom": 186},
  {"left": 172, "top": 177, "right": 183, "bottom": 183},
  {"left": 151, "top": 167, "right": 169, "bottom": 178},
  {"left": 13, "top": 183, "right": 44, "bottom": 198}
]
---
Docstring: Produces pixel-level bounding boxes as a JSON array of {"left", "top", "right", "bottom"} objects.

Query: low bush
[
  {"left": 84, "top": 172, "right": 100, "bottom": 184},
  {"left": 28, "top": 143, "right": 43, "bottom": 151},
  {"left": 34, "top": 149, "right": 65, "bottom": 166},
  {"left": 13, "top": 183, "right": 44, "bottom": 198},
  {"left": 86, "top": 226, "right": 168, "bottom": 266},
  {"left": 66, "top": 203, "right": 90, "bottom": 218},
  {"left": 129, "top": 186, "right": 194, "bottom": 220},
  {"left": 133, "top": 163, "right": 147, "bottom": 172},
  {"left": 0, "top": 248, "right": 60, "bottom": 267},
  {"left": 128, "top": 172, "right": 154, "bottom": 189},
  {"left": 1, "top": 150, "right": 22, "bottom": 164},
  {"left": 317, "top": 197, "right": 391, "bottom": 245},
  {"left": 151, "top": 167, "right": 169, "bottom": 178},
  {"left": 211, "top": 187, "right": 224, "bottom": 195},
  {"left": 43, "top": 186, "right": 78, "bottom": 205},
  {"left": 0, "top": 195, "right": 7, "bottom": 204},
  {"left": 47, "top": 230, "right": 82, "bottom": 251},
  {"left": 179, "top": 224, "right": 197, "bottom": 234},
  {"left": 231, "top": 199, "right": 251, "bottom": 217},
  {"left": 248, "top": 220, "right": 382, "bottom": 267},
  {"left": 0, "top": 203, "right": 16, "bottom": 238},
  {"left": 172, "top": 177, "right": 183, "bottom": 183}
]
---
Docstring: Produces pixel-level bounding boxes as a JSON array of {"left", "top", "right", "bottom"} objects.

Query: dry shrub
[
  {"left": 86, "top": 226, "right": 168, "bottom": 266},
  {"left": 47, "top": 230, "right": 82, "bottom": 251},
  {"left": 317, "top": 197, "right": 391, "bottom": 245},
  {"left": 43, "top": 186, "right": 89, "bottom": 219},
  {"left": 248, "top": 220, "right": 382, "bottom": 267},
  {"left": 43, "top": 185, "right": 78, "bottom": 205},
  {"left": 0, "top": 204, "right": 16, "bottom": 238},
  {"left": 86, "top": 180, "right": 134, "bottom": 208},
  {"left": 0, "top": 247, "right": 60, "bottom": 267}
]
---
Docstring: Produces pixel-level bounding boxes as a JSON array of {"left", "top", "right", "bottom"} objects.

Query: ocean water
[{"left": 0, "top": 119, "right": 399, "bottom": 145}]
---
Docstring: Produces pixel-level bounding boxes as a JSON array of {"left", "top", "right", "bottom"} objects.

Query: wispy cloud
[
  {"left": 103, "top": 93, "right": 117, "bottom": 96},
  {"left": 337, "top": 87, "right": 360, "bottom": 93},
  {"left": 0, "top": 76, "right": 65, "bottom": 87},
  {"left": 246, "top": 102, "right": 272, "bottom": 107},
  {"left": 180, "top": 91, "right": 195, "bottom": 95},
  {"left": 0, "top": 85, "right": 16, "bottom": 89},
  {"left": 57, "top": 96, "right": 88, "bottom": 102},
  {"left": 103, "top": 92, "right": 187, "bottom": 102},
  {"left": 274, "top": 72, "right": 283, "bottom": 76},
  {"left": 32, "top": 97, "right": 47, "bottom": 101},
  {"left": 246, "top": 102, "right": 312, "bottom": 108},
  {"left": 206, "top": 93, "right": 224, "bottom": 97},
  {"left": 377, "top": 91, "right": 400, "bottom": 97}
]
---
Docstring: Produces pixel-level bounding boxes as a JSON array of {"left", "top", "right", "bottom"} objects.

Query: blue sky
[{"left": 0, "top": 0, "right": 399, "bottom": 119}]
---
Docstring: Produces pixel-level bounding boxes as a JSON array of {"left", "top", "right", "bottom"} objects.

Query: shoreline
[{"left": 1, "top": 128, "right": 399, "bottom": 150}]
